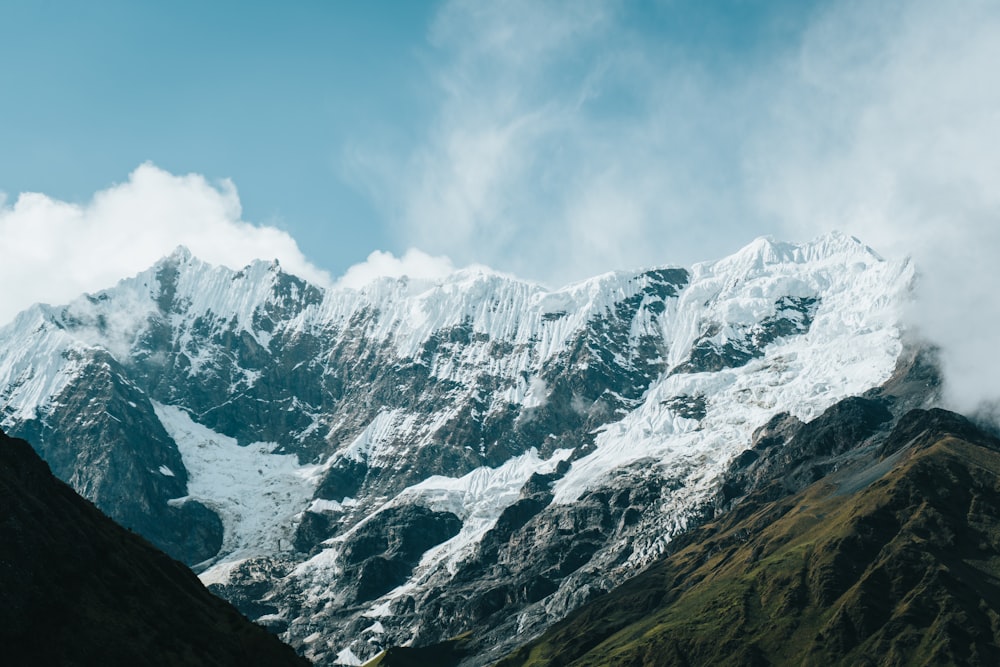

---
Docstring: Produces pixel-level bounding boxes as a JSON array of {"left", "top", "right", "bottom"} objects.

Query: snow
[
  {"left": 401, "top": 448, "right": 573, "bottom": 520},
  {"left": 196, "top": 558, "right": 252, "bottom": 587},
  {"left": 0, "top": 308, "right": 86, "bottom": 425},
  {"left": 362, "top": 621, "right": 385, "bottom": 635},
  {"left": 291, "top": 232, "right": 913, "bottom": 600},
  {"left": 337, "top": 409, "right": 419, "bottom": 465},
  {"left": 152, "top": 402, "right": 326, "bottom": 572},
  {"left": 0, "top": 238, "right": 674, "bottom": 432},
  {"left": 401, "top": 447, "right": 574, "bottom": 573},
  {"left": 362, "top": 601, "right": 394, "bottom": 619},
  {"left": 291, "top": 446, "right": 574, "bottom": 605},
  {"left": 0, "top": 231, "right": 920, "bottom": 656},
  {"left": 334, "top": 647, "right": 363, "bottom": 666},
  {"left": 308, "top": 498, "right": 345, "bottom": 513},
  {"left": 552, "top": 233, "right": 912, "bottom": 516},
  {"left": 290, "top": 449, "right": 573, "bottom": 604}
]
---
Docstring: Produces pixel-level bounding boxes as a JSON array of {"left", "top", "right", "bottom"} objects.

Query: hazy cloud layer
[
  {"left": 352, "top": 0, "right": 783, "bottom": 285},
  {"left": 4, "top": 0, "right": 998, "bottom": 414},
  {"left": 353, "top": 0, "right": 1000, "bottom": 413},
  {"left": 753, "top": 0, "right": 1000, "bottom": 413},
  {"left": 0, "top": 163, "right": 330, "bottom": 325}
]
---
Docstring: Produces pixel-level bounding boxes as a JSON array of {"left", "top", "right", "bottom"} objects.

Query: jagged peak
[
  {"left": 446, "top": 263, "right": 526, "bottom": 285},
  {"left": 0, "top": 232, "right": 901, "bottom": 370},
  {"left": 696, "top": 232, "right": 883, "bottom": 279},
  {"left": 165, "top": 245, "right": 194, "bottom": 264},
  {"left": 145, "top": 246, "right": 214, "bottom": 285},
  {"left": 231, "top": 256, "right": 286, "bottom": 282},
  {"left": 799, "top": 230, "right": 883, "bottom": 262},
  {"left": 332, "top": 256, "right": 533, "bottom": 298},
  {"left": 139, "top": 233, "right": 878, "bottom": 311},
  {"left": 151, "top": 248, "right": 289, "bottom": 284},
  {"left": 0, "top": 225, "right": 918, "bottom": 665}
]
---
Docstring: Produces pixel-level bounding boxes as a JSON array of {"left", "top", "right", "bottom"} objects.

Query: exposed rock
[
  {"left": 11, "top": 349, "right": 223, "bottom": 564},
  {"left": 339, "top": 505, "right": 463, "bottom": 603},
  {"left": 495, "top": 409, "right": 1000, "bottom": 667},
  {"left": 672, "top": 295, "right": 819, "bottom": 374}
]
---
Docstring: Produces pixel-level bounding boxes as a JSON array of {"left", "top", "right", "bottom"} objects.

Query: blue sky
[
  {"left": 0, "top": 0, "right": 433, "bottom": 266},
  {"left": 1, "top": 0, "right": 827, "bottom": 280},
  {"left": 2, "top": 0, "right": 1000, "bottom": 410}
]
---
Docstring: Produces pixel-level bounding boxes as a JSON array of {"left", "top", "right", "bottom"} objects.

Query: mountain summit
[{"left": 0, "top": 233, "right": 922, "bottom": 664}]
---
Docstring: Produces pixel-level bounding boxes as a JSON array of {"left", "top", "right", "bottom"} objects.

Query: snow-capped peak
[{"left": 0, "top": 233, "right": 917, "bottom": 667}]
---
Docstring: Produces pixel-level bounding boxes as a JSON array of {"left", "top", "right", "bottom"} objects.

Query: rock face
[
  {"left": 0, "top": 233, "right": 920, "bottom": 665},
  {"left": 11, "top": 347, "right": 224, "bottom": 565},
  {"left": 496, "top": 408, "right": 1000, "bottom": 667},
  {"left": 0, "top": 429, "right": 308, "bottom": 667}
]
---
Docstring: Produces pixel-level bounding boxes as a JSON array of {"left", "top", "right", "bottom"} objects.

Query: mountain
[
  {"left": 0, "top": 428, "right": 309, "bottom": 666},
  {"left": 0, "top": 233, "right": 922, "bottom": 665},
  {"left": 494, "top": 408, "right": 1000, "bottom": 667}
]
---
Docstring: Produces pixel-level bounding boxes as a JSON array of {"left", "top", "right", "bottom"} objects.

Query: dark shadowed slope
[
  {"left": 0, "top": 429, "right": 309, "bottom": 667},
  {"left": 496, "top": 409, "right": 1000, "bottom": 667}
]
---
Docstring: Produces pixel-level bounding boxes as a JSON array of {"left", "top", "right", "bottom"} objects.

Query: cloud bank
[
  {"left": 752, "top": 0, "right": 1000, "bottom": 414},
  {"left": 0, "top": 163, "right": 330, "bottom": 325},
  {"left": 351, "top": 0, "right": 1000, "bottom": 414}
]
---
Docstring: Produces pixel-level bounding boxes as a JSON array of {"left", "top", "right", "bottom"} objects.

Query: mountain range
[{"left": 2, "top": 232, "right": 980, "bottom": 665}]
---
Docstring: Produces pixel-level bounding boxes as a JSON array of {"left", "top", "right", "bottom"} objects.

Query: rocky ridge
[{"left": 495, "top": 407, "right": 1000, "bottom": 667}]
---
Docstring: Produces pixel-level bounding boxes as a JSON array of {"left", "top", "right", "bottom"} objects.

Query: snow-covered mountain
[{"left": 0, "top": 233, "right": 920, "bottom": 665}]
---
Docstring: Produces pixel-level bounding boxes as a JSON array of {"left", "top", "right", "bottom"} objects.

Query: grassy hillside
[
  {"left": 498, "top": 409, "right": 1000, "bottom": 667},
  {"left": 0, "top": 430, "right": 310, "bottom": 667}
]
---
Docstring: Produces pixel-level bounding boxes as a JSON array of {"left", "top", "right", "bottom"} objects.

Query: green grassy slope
[{"left": 498, "top": 409, "right": 1000, "bottom": 667}]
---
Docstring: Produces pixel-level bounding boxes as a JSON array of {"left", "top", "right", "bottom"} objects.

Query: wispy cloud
[
  {"left": 351, "top": 0, "right": 1000, "bottom": 413},
  {"left": 6, "top": 0, "right": 996, "bottom": 414},
  {"left": 350, "top": 0, "right": 784, "bottom": 286},
  {"left": 0, "top": 163, "right": 329, "bottom": 325},
  {"left": 753, "top": 0, "right": 1000, "bottom": 413}
]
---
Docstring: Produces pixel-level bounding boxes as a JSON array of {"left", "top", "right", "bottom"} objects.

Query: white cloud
[
  {"left": 350, "top": 0, "right": 773, "bottom": 287},
  {"left": 6, "top": 2, "right": 981, "bottom": 415},
  {"left": 336, "top": 248, "right": 456, "bottom": 289},
  {"left": 752, "top": 0, "right": 1000, "bottom": 413},
  {"left": 0, "top": 163, "right": 330, "bottom": 325},
  {"left": 350, "top": 0, "right": 1000, "bottom": 413}
]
